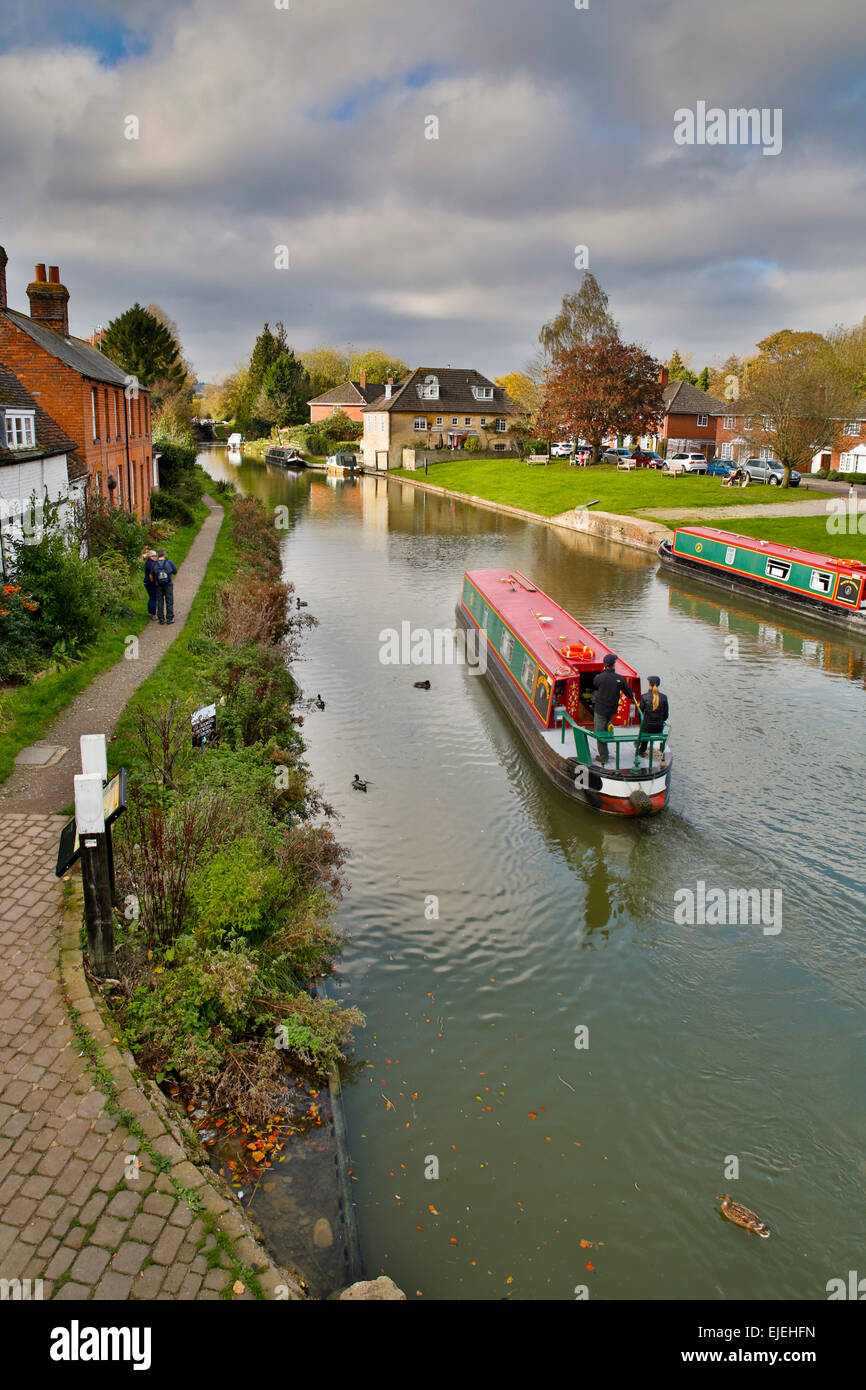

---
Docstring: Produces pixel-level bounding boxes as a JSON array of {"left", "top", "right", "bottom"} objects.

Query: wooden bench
[
  {"left": 525, "top": 454, "right": 550, "bottom": 466},
  {"left": 661, "top": 462, "right": 686, "bottom": 476},
  {"left": 616, "top": 460, "right": 637, "bottom": 471}
]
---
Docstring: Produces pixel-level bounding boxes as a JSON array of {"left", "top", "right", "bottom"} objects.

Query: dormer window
[
  {"left": 471, "top": 385, "right": 494, "bottom": 401},
  {"left": 417, "top": 374, "right": 440, "bottom": 401},
  {"left": 4, "top": 411, "right": 36, "bottom": 448}
]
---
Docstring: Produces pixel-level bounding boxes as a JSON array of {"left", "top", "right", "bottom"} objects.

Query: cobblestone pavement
[{"left": 0, "top": 496, "right": 223, "bottom": 815}]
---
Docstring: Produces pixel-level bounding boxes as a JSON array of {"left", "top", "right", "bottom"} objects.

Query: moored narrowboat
[
  {"left": 659, "top": 526, "right": 866, "bottom": 633},
  {"left": 265, "top": 445, "right": 306, "bottom": 468},
  {"left": 455, "top": 569, "right": 672, "bottom": 816}
]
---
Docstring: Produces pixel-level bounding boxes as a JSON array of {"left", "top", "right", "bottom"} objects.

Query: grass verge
[{"left": 0, "top": 500, "right": 208, "bottom": 786}]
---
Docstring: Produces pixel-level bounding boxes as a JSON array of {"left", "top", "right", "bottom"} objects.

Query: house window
[
  {"left": 414, "top": 417, "right": 427, "bottom": 431},
  {"left": 472, "top": 385, "right": 494, "bottom": 401},
  {"left": 495, "top": 418, "right": 507, "bottom": 432},
  {"left": 92, "top": 388, "right": 99, "bottom": 440},
  {"left": 763, "top": 417, "right": 776, "bottom": 432},
  {"left": 723, "top": 416, "right": 735, "bottom": 429},
  {"left": 451, "top": 417, "right": 458, "bottom": 426},
  {"left": 435, "top": 416, "right": 443, "bottom": 426},
  {"left": 760, "top": 446, "right": 772, "bottom": 459},
  {"left": 845, "top": 422, "right": 862, "bottom": 436},
  {"left": 464, "top": 417, "right": 472, "bottom": 426},
  {"left": 493, "top": 442, "right": 506, "bottom": 452},
  {"left": 721, "top": 442, "right": 734, "bottom": 459},
  {"left": 696, "top": 414, "right": 708, "bottom": 427},
  {"left": 114, "top": 393, "right": 120, "bottom": 439},
  {"left": 480, "top": 417, "right": 487, "bottom": 426},
  {"left": 4, "top": 412, "right": 35, "bottom": 448}
]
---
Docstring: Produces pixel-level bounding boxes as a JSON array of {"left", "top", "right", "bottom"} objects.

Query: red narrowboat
[{"left": 456, "top": 569, "right": 672, "bottom": 816}]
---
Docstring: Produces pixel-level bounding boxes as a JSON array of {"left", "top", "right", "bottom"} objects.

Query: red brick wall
[
  {"left": 664, "top": 411, "right": 718, "bottom": 443},
  {"left": 0, "top": 313, "right": 153, "bottom": 518},
  {"left": 309, "top": 401, "right": 365, "bottom": 423}
]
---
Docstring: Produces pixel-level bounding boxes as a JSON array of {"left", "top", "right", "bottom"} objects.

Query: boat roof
[
  {"left": 677, "top": 525, "right": 866, "bottom": 574},
  {"left": 465, "top": 569, "right": 638, "bottom": 680}
]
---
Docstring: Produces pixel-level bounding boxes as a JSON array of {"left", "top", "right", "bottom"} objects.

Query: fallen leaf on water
[
  {"left": 528, "top": 1111, "right": 537, "bottom": 1120},
  {"left": 428, "top": 1204, "right": 439, "bottom": 1215},
  {"left": 585, "top": 1263, "right": 594, "bottom": 1272}
]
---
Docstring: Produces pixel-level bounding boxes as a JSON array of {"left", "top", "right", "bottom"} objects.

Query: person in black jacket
[
  {"left": 638, "top": 676, "right": 669, "bottom": 755},
  {"left": 153, "top": 549, "right": 178, "bottom": 625},
  {"left": 592, "top": 653, "right": 639, "bottom": 765}
]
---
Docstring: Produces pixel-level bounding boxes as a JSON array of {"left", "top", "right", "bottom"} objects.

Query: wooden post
[{"left": 74, "top": 772, "right": 116, "bottom": 978}]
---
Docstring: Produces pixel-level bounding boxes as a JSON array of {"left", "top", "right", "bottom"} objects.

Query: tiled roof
[
  {"left": 1, "top": 306, "right": 132, "bottom": 387},
  {"left": 0, "top": 366, "right": 77, "bottom": 466},
  {"left": 363, "top": 367, "right": 518, "bottom": 415},
  {"left": 309, "top": 381, "right": 385, "bottom": 406},
  {"left": 663, "top": 381, "right": 728, "bottom": 416}
]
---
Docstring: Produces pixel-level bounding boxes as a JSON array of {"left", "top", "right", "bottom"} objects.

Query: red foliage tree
[{"left": 540, "top": 335, "right": 664, "bottom": 462}]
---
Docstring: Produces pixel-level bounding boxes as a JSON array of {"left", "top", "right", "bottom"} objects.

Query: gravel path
[
  {"left": 636, "top": 498, "right": 847, "bottom": 521},
  {"left": 0, "top": 495, "right": 223, "bottom": 814}
]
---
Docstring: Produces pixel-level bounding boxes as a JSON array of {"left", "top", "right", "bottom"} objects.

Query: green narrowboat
[{"left": 658, "top": 526, "right": 866, "bottom": 633}]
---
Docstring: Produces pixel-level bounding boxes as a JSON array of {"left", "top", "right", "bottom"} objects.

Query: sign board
[
  {"left": 191, "top": 702, "right": 217, "bottom": 748},
  {"left": 56, "top": 768, "right": 128, "bottom": 877}
]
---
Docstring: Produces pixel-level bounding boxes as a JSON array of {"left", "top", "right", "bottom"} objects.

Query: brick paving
[{"left": 0, "top": 496, "right": 306, "bottom": 1301}]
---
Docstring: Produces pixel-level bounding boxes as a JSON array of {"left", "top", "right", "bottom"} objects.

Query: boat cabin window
[
  {"left": 765, "top": 558, "right": 791, "bottom": 582},
  {"left": 482, "top": 605, "right": 489, "bottom": 628},
  {"left": 521, "top": 655, "right": 535, "bottom": 693},
  {"left": 809, "top": 569, "right": 833, "bottom": 595},
  {"left": 500, "top": 629, "right": 514, "bottom": 662}
]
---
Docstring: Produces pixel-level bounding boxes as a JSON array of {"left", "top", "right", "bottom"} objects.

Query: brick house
[
  {"left": 656, "top": 372, "right": 727, "bottom": 457},
  {"left": 308, "top": 371, "right": 385, "bottom": 424},
  {"left": 0, "top": 247, "right": 155, "bottom": 518},
  {"left": 0, "top": 366, "right": 87, "bottom": 577},
  {"left": 361, "top": 367, "right": 519, "bottom": 471}
]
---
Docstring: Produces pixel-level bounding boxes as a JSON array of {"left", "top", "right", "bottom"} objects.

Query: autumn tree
[
  {"left": 737, "top": 340, "right": 857, "bottom": 487},
  {"left": 348, "top": 349, "right": 409, "bottom": 384},
  {"left": 541, "top": 335, "right": 664, "bottom": 463},
  {"left": 302, "top": 345, "right": 352, "bottom": 398},
  {"left": 494, "top": 371, "right": 542, "bottom": 427},
  {"left": 539, "top": 274, "right": 618, "bottom": 359}
]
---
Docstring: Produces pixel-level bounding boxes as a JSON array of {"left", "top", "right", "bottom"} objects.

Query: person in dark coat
[
  {"left": 591, "top": 653, "right": 639, "bottom": 766},
  {"left": 143, "top": 548, "right": 158, "bottom": 618},
  {"left": 153, "top": 549, "right": 177, "bottom": 625},
  {"left": 638, "top": 676, "right": 669, "bottom": 755}
]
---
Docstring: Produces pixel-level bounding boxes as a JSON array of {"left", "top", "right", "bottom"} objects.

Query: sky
[{"left": 1, "top": 0, "right": 864, "bottom": 383}]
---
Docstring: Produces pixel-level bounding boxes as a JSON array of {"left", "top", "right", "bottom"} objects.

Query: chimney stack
[
  {"left": 659, "top": 365, "right": 669, "bottom": 387},
  {"left": 359, "top": 369, "right": 367, "bottom": 391},
  {"left": 27, "top": 262, "right": 69, "bottom": 337},
  {"left": 385, "top": 376, "right": 393, "bottom": 400},
  {"left": 0, "top": 246, "right": 7, "bottom": 310}
]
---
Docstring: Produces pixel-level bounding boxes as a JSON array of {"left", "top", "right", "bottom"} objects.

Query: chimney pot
[
  {"left": 27, "top": 264, "right": 70, "bottom": 337},
  {"left": 48, "top": 265, "right": 60, "bottom": 284},
  {"left": 659, "top": 365, "right": 669, "bottom": 387},
  {"left": 359, "top": 369, "right": 367, "bottom": 390},
  {"left": 34, "top": 264, "right": 47, "bottom": 283},
  {"left": 0, "top": 245, "right": 7, "bottom": 310}
]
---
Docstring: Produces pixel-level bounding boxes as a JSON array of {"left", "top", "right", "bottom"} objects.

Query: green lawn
[
  {"left": 393, "top": 459, "right": 819, "bottom": 519},
  {"left": 0, "top": 500, "right": 208, "bottom": 786}
]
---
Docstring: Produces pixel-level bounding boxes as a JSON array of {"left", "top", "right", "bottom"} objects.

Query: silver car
[{"left": 742, "top": 457, "right": 801, "bottom": 487}]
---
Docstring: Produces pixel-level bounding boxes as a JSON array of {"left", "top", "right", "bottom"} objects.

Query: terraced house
[
  {"left": 362, "top": 367, "right": 518, "bottom": 471},
  {"left": 0, "top": 247, "right": 155, "bottom": 518}
]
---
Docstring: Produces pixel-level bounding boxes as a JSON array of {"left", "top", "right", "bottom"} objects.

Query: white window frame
[
  {"left": 495, "top": 418, "right": 507, "bottom": 433},
  {"left": 723, "top": 415, "right": 735, "bottom": 429},
  {"left": 4, "top": 411, "right": 36, "bottom": 448},
  {"left": 451, "top": 417, "right": 458, "bottom": 426},
  {"left": 464, "top": 417, "right": 472, "bottom": 426},
  {"left": 493, "top": 442, "right": 506, "bottom": 452},
  {"left": 696, "top": 414, "right": 708, "bottom": 428},
  {"left": 114, "top": 393, "right": 120, "bottom": 439},
  {"left": 480, "top": 417, "right": 487, "bottom": 426},
  {"left": 413, "top": 417, "right": 427, "bottom": 432},
  {"left": 472, "top": 385, "right": 494, "bottom": 401},
  {"left": 92, "top": 388, "right": 99, "bottom": 441},
  {"left": 435, "top": 416, "right": 443, "bottom": 426},
  {"left": 721, "top": 442, "right": 734, "bottom": 459},
  {"left": 760, "top": 446, "right": 772, "bottom": 460},
  {"left": 844, "top": 422, "right": 862, "bottom": 436}
]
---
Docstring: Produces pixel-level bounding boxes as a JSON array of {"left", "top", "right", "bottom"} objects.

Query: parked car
[
  {"left": 667, "top": 451, "right": 708, "bottom": 474},
  {"left": 706, "top": 456, "right": 735, "bottom": 478},
  {"left": 601, "top": 447, "right": 633, "bottom": 464},
  {"left": 742, "top": 457, "right": 801, "bottom": 487},
  {"left": 550, "top": 440, "right": 574, "bottom": 458},
  {"left": 631, "top": 448, "right": 665, "bottom": 468}
]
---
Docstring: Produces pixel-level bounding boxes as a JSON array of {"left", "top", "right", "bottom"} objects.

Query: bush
[
  {"left": 301, "top": 427, "right": 329, "bottom": 456},
  {"left": 155, "top": 442, "right": 201, "bottom": 506},
  {"left": 150, "top": 489, "right": 195, "bottom": 527},
  {"left": 81, "top": 494, "right": 148, "bottom": 564},
  {"left": 0, "top": 584, "right": 43, "bottom": 681},
  {"left": 10, "top": 528, "right": 103, "bottom": 658},
  {"left": 463, "top": 435, "right": 481, "bottom": 453},
  {"left": 527, "top": 438, "right": 548, "bottom": 455}
]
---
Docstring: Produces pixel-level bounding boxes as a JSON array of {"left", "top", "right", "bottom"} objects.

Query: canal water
[{"left": 202, "top": 447, "right": 866, "bottom": 1301}]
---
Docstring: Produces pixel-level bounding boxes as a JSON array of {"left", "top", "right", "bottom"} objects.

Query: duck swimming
[
  {"left": 315, "top": 694, "right": 325, "bottom": 710},
  {"left": 351, "top": 774, "right": 368, "bottom": 792},
  {"left": 296, "top": 597, "right": 308, "bottom": 609},
  {"left": 717, "top": 1195, "right": 770, "bottom": 1237},
  {"left": 413, "top": 680, "right": 431, "bottom": 690}
]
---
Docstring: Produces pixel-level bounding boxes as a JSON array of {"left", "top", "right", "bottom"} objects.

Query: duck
[
  {"left": 717, "top": 1195, "right": 770, "bottom": 1237},
  {"left": 351, "top": 774, "right": 368, "bottom": 792},
  {"left": 413, "top": 680, "right": 431, "bottom": 690},
  {"left": 296, "top": 597, "right": 308, "bottom": 609},
  {"left": 291, "top": 714, "right": 304, "bottom": 727},
  {"left": 315, "top": 694, "right": 325, "bottom": 710}
]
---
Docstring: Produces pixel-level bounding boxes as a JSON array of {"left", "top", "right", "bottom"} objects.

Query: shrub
[
  {"left": 81, "top": 494, "right": 148, "bottom": 564},
  {"left": 301, "top": 427, "right": 329, "bottom": 456},
  {"left": 463, "top": 435, "right": 481, "bottom": 453},
  {"left": 10, "top": 528, "right": 103, "bottom": 657},
  {"left": 527, "top": 438, "right": 548, "bottom": 454},
  {"left": 150, "top": 489, "right": 195, "bottom": 527},
  {"left": 155, "top": 442, "right": 202, "bottom": 505},
  {"left": 0, "top": 584, "right": 43, "bottom": 681}
]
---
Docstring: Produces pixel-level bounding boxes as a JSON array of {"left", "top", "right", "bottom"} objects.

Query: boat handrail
[{"left": 554, "top": 706, "right": 670, "bottom": 772}]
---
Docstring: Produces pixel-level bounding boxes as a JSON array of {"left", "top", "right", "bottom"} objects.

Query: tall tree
[
  {"left": 667, "top": 349, "right": 696, "bottom": 385},
  {"left": 237, "top": 322, "right": 290, "bottom": 433},
  {"left": 755, "top": 329, "right": 828, "bottom": 363},
  {"left": 826, "top": 318, "right": 866, "bottom": 397},
  {"left": 494, "top": 371, "right": 541, "bottom": 424},
  {"left": 302, "top": 345, "right": 351, "bottom": 397},
  {"left": 696, "top": 366, "right": 710, "bottom": 392},
  {"left": 540, "top": 335, "right": 663, "bottom": 463},
  {"left": 101, "top": 302, "right": 188, "bottom": 402},
  {"left": 539, "top": 274, "right": 618, "bottom": 358},
  {"left": 256, "top": 350, "right": 311, "bottom": 429},
  {"left": 348, "top": 349, "right": 409, "bottom": 383},
  {"left": 738, "top": 344, "right": 857, "bottom": 487}
]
